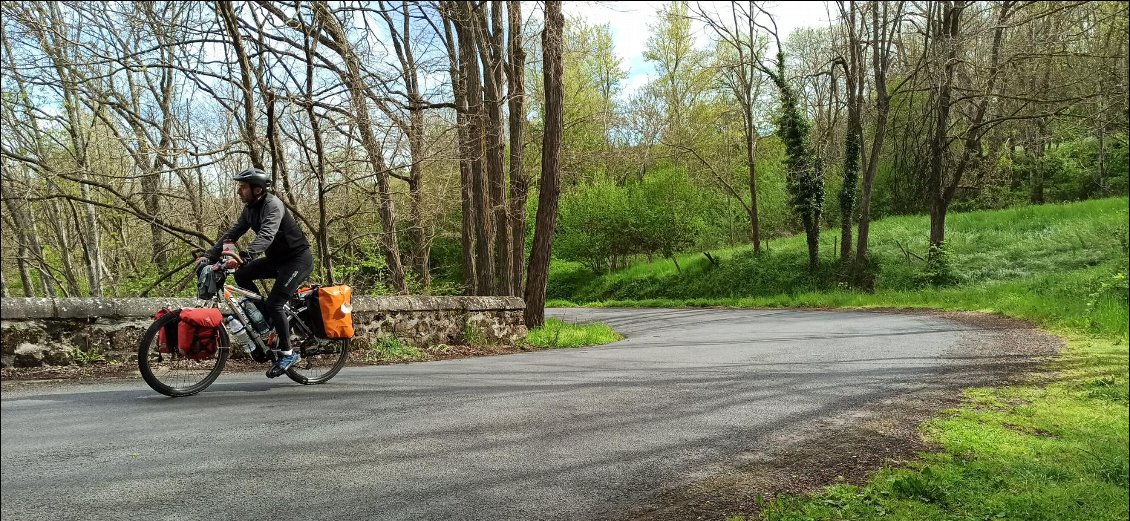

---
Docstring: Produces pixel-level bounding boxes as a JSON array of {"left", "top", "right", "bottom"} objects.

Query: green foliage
[
  {"left": 555, "top": 168, "right": 709, "bottom": 272},
  {"left": 526, "top": 318, "right": 623, "bottom": 349},
  {"left": 752, "top": 136, "right": 792, "bottom": 236},
  {"left": 426, "top": 236, "right": 468, "bottom": 293},
  {"left": 633, "top": 168, "right": 710, "bottom": 260},
  {"left": 366, "top": 336, "right": 424, "bottom": 363},
  {"left": 463, "top": 322, "right": 489, "bottom": 346},
  {"left": 922, "top": 242, "right": 958, "bottom": 287},
  {"left": 839, "top": 130, "right": 862, "bottom": 213},
  {"left": 561, "top": 17, "right": 626, "bottom": 182},
  {"left": 1016, "top": 133, "right": 1130, "bottom": 201},
  {"left": 546, "top": 260, "right": 598, "bottom": 300},
  {"left": 769, "top": 52, "right": 824, "bottom": 268},
  {"left": 1087, "top": 271, "right": 1129, "bottom": 317},
  {"left": 555, "top": 178, "right": 630, "bottom": 271},
  {"left": 71, "top": 347, "right": 105, "bottom": 366},
  {"left": 332, "top": 237, "right": 395, "bottom": 295}
]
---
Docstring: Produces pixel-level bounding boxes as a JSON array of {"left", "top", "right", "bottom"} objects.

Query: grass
[
  {"left": 548, "top": 197, "right": 1129, "bottom": 520},
  {"left": 526, "top": 318, "right": 624, "bottom": 349},
  {"left": 71, "top": 347, "right": 106, "bottom": 366},
  {"left": 365, "top": 336, "right": 426, "bottom": 363}
]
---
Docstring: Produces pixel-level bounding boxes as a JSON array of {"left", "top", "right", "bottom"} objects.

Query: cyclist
[{"left": 197, "top": 167, "right": 313, "bottom": 378}]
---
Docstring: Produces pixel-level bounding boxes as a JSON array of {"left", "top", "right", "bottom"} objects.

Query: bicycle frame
[{"left": 200, "top": 265, "right": 316, "bottom": 355}]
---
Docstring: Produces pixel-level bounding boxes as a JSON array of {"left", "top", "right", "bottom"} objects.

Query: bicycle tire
[
  {"left": 286, "top": 338, "right": 350, "bottom": 385},
  {"left": 138, "top": 309, "right": 230, "bottom": 397}
]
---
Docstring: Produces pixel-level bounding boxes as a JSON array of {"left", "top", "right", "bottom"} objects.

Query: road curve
[{"left": 2, "top": 308, "right": 980, "bottom": 521}]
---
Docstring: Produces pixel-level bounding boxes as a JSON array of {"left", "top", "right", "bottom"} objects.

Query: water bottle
[
  {"left": 238, "top": 299, "right": 271, "bottom": 334},
  {"left": 227, "top": 315, "right": 253, "bottom": 354}
]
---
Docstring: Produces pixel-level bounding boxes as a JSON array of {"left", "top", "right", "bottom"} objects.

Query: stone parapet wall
[{"left": 0, "top": 296, "right": 526, "bottom": 368}]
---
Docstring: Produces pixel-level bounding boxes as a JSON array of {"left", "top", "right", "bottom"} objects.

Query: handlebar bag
[
  {"left": 196, "top": 264, "right": 225, "bottom": 300},
  {"left": 177, "top": 308, "right": 224, "bottom": 360}
]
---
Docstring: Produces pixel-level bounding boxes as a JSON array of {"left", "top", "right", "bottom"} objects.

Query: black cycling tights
[{"left": 233, "top": 250, "right": 314, "bottom": 352}]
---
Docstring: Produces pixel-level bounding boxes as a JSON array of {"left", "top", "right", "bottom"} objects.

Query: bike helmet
[{"left": 232, "top": 167, "right": 272, "bottom": 189}]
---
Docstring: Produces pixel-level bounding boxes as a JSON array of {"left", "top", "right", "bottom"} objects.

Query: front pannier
[{"left": 176, "top": 308, "right": 224, "bottom": 360}]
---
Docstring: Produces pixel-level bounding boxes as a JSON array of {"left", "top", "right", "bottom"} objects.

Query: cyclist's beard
[{"left": 239, "top": 189, "right": 264, "bottom": 204}]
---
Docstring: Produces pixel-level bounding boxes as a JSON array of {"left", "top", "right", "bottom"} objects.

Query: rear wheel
[
  {"left": 286, "top": 326, "right": 349, "bottom": 385},
  {"left": 138, "top": 309, "right": 229, "bottom": 397}
]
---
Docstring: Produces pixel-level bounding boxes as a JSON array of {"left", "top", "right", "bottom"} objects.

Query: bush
[{"left": 555, "top": 168, "right": 710, "bottom": 272}]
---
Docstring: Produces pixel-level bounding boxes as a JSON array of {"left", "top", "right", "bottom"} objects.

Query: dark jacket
[{"left": 206, "top": 193, "right": 309, "bottom": 262}]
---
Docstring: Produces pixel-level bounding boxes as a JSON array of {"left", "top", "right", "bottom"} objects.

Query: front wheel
[
  {"left": 138, "top": 309, "right": 229, "bottom": 397},
  {"left": 287, "top": 336, "right": 350, "bottom": 385}
]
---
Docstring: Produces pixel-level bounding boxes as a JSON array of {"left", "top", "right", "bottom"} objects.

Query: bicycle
[{"left": 137, "top": 255, "right": 351, "bottom": 397}]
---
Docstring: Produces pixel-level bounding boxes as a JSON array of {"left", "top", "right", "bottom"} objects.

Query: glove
[{"left": 239, "top": 250, "right": 258, "bottom": 263}]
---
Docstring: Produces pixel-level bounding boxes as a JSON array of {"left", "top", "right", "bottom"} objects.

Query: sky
[{"left": 561, "top": 1, "right": 834, "bottom": 96}]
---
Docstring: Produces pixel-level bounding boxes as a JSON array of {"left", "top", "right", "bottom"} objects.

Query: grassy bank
[
  {"left": 548, "top": 197, "right": 1129, "bottom": 520},
  {"left": 526, "top": 318, "right": 623, "bottom": 349}
]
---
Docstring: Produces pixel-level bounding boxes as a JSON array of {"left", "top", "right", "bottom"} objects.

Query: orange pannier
[{"left": 314, "top": 285, "right": 354, "bottom": 339}]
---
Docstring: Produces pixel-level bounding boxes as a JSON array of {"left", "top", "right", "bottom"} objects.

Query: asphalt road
[{"left": 1, "top": 308, "right": 975, "bottom": 521}]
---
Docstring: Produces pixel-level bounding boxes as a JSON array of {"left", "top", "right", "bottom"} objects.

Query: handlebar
[{"left": 199, "top": 252, "right": 242, "bottom": 274}]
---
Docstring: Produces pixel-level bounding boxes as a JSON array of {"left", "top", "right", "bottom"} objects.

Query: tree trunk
[
  {"left": 838, "top": 1, "right": 863, "bottom": 261},
  {"left": 301, "top": 17, "right": 335, "bottom": 284},
  {"left": 743, "top": 96, "right": 761, "bottom": 254},
  {"left": 474, "top": 2, "right": 512, "bottom": 296},
  {"left": 142, "top": 166, "right": 166, "bottom": 272},
  {"left": 309, "top": 102, "right": 334, "bottom": 284},
  {"left": 855, "top": 101, "right": 888, "bottom": 266},
  {"left": 804, "top": 214, "right": 820, "bottom": 271},
  {"left": 931, "top": 1, "right": 1008, "bottom": 248},
  {"left": 524, "top": 1, "right": 564, "bottom": 328},
  {"left": 440, "top": 5, "right": 478, "bottom": 294},
  {"left": 381, "top": 0, "right": 432, "bottom": 291},
  {"left": 1, "top": 187, "right": 54, "bottom": 297},
  {"left": 17, "top": 240, "right": 35, "bottom": 297},
  {"left": 927, "top": 1, "right": 962, "bottom": 248},
  {"left": 839, "top": 114, "right": 860, "bottom": 261},
  {"left": 79, "top": 179, "right": 104, "bottom": 296},
  {"left": 408, "top": 167, "right": 430, "bottom": 290},
  {"left": 43, "top": 199, "right": 80, "bottom": 295},
  {"left": 856, "top": 0, "right": 900, "bottom": 269},
  {"left": 192, "top": 146, "right": 207, "bottom": 241},
  {"left": 1031, "top": 120, "right": 1048, "bottom": 204},
  {"left": 453, "top": 2, "right": 495, "bottom": 295},
  {"left": 1097, "top": 111, "right": 1105, "bottom": 193},
  {"left": 507, "top": 0, "right": 528, "bottom": 295}
]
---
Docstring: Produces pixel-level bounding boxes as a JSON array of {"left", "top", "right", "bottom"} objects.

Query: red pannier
[
  {"left": 176, "top": 308, "right": 224, "bottom": 361},
  {"left": 154, "top": 308, "right": 178, "bottom": 353}
]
